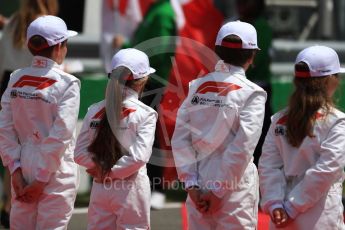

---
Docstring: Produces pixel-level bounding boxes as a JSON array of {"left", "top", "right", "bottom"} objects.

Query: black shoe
[{"left": 0, "top": 208, "right": 10, "bottom": 228}]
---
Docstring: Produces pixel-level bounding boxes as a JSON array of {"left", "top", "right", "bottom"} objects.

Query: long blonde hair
[
  {"left": 10, "top": 0, "right": 58, "bottom": 48},
  {"left": 88, "top": 67, "right": 148, "bottom": 178}
]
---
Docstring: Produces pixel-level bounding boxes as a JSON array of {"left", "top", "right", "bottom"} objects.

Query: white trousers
[
  {"left": 87, "top": 172, "right": 151, "bottom": 230},
  {"left": 10, "top": 155, "right": 79, "bottom": 230},
  {"left": 269, "top": 181, "right": 345, "bottom": 230},
  {"left": 186, "top": 163, "right": 259, "bottom": 230}
]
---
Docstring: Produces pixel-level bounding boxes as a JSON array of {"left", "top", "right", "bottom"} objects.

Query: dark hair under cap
[
  {"left": 28, "top": 35, "right": 66, "bottom": 56},
  {"left": 215, "top": 34, "right": 256, "bottom": 67}
]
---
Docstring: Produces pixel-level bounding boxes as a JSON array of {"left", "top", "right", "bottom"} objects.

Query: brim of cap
[
  {"left": 68, "top": 30, "right": 78, "bottom": 38},
  {"left": 110, "top": 65, "right": 156, "bottom": 78},
  {"left": 149, "top": 67, "right": 156, "bottom": 74},
  {"left": 340, "top": 67, "right": 345, "bottom": 74}
]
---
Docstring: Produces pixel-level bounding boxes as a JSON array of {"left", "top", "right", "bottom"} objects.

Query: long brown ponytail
[
  {"left": 88, "top": 115, "right": 123, "bottom": 177},
  {"left": 286, "top": 62, "right": 334, "bottom": 147}
]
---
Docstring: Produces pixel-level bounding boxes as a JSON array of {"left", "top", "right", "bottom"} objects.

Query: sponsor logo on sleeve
[
  {"left": 10, "top": 90, "right": 17, "bottom": 98},
  {"left": 274, "top": 113, "right": 324, "bottom": 136},
  {"left": 275, "top": 115, "right": 287, "bottom": 136},
  {"left": 191, "top": 95, "right": 200, "bottom": 105},
  {"left": 190, "top": 82, "right": 240, "bottom": 108},
  {"left": 90, "top": 107, "right": 137, "bottom": 129}
]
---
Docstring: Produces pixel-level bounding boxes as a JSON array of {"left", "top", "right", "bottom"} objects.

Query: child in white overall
[
  {"left": 259, "top": 45, "right": 345, "bottom": 229},
  {"left": 74, "top": 48, "right": 157, "bottom": 230},
  {"left": 172, "top": 21, "right": 267, "bottom": 229},
  {"left": 0, "top": 15, "right": 80, "bottom": 229}
]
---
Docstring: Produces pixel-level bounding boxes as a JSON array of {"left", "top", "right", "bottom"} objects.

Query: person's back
[
  {"left": 74, "top": 49, "right": 157, "bottom": 229},
  {"left": 0, "top": 15, "right": 80, "bottom": 229},
  {"left": 265, "top": 107, "right": 345, "bottom": 175},
  {"left": 182, "top": 64, "right": 264, "bottom": 158},
  {"left": 0, "top": 2, "right": 58, "bottom": 227},
  {"left": 172, "top": 20, "right": 266, "bottom": 229},
  {"left": 115, "top": 0, "right": 177, "bottom": 210},
  {"left": 76, "top": 93, "right": 157, "bottom": 175},
  {"left": 259, "top": 45, "right": 345, "bottom": 229},
  {"left": 8, "top": 60, "right": 78, "bottom": 146}
]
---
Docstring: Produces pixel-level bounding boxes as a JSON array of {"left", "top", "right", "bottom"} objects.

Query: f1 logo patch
[
  {"left": 195, "top": 82, "right": 241, "bottom": 96},
  {"left": 92, "top": 107, "right": 106, "bottom": 119},
  {"left": 90, "top": 107, "right": 137, "bottom": 129},
  {"left": 13, "top": 75, "right": 57, "bottom": 90},
  {"left": 91, "top": 107, "right": 137, "bottom": 120}
]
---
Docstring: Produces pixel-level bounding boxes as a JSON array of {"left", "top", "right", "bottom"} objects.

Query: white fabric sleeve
[
  {"left": 36, "top": 81, "right": 80, "bottom": 182},
  {"left": 109, "top": 111, "right": 157, "bottom": 179},
  {"left": 285, "top": 118, "right": 345, "bottom": 216},
  {"left": 212, "top": 91, "right": 266, "bottom": 198},
  {"left": 0, "top": 83, "right": 22, "bottom": 173},
  {"left": 258, "top": 119, "right": 287, "bottom": 214},
  {"left": 171, "top": 97, "right": 199, "bottom": 189},
  {"left": 74, "top": 111, "right": 96, "bottom": 169}
]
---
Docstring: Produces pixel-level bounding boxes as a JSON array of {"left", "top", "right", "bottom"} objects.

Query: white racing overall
[
  {"left": 74, "top": 87, "right": 157, "bottom": 230},
  {"left": 172, "top": 61, "right": 267, "bottom": 229},
  {"left": 259, "top": 108, "right": 345, "bottom": 230},
  {"left": 0, "top": 56, "right": 80, "bottom": 229}
]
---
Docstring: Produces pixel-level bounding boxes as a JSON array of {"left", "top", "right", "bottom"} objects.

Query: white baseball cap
[
  {"left": 27, "top": 15, "right": 78, "bottom": 47},
  {"left": 295, "top": 45, "right": 345, "bottom": 78},
  {"left": 110, "top": 48, "right": 156, "bottom": 80},
  {"left": 215, "top": 20, "right": 260, "bottom": 50}
]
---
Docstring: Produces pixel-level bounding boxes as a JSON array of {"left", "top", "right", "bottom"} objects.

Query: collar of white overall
[
  {"left": 215, "top": 60, "right": 246, "bottom": 77},
  {"left": 123, "top": 86, "right": 139, "bottom": 100},
  {"left": 31, "top": 56, "right": 61, "bottom": 69}
]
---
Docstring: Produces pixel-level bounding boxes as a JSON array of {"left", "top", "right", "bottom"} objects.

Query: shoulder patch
[
  {"left": 91, "top": 107, "right": 136, "bottom": 120},
  {"left": 195, "top": 81, "right": 241, "bottom": 96},
  {"left": 315, "top": 112, "right": 324, "bottom": 120},
  {"left": 276, "top": 115, "right": 288, "bottom": 125},
  {"left": 12, "top": 75, "right": 57, "bottom": 90},
  {"left": 277, "top": 112, "right": 324, "bottom": 125},
  {"left": 122, "top": 108, "right": 136, "bottom": 119},
  {"left": 92, "top": 107, "right": 106, "bottom": 119}
]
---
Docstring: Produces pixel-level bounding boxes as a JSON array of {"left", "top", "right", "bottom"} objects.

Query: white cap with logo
[
  {"left": 215, "top": 20, "right": 260, "bottom": 50},
  {"left": 295, "top": 45, "right": 345, "bottom": 78},
  {"left": 110, "top": 48, "right": 156, "bottom": 80},
  {"left": 27, "top": 15, "right": 78, "bottom": 47}
]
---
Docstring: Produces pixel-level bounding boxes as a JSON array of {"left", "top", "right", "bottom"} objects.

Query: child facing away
[
  {"left": 259, "top": 45, "right": 345, "bottom": 229},
  {"left": 171, "top": 20, "right": 267, "bottom": 229},
  {"left": 74, "top": 48, "right": 157, "bottom": 230},
  {"left": 0, "top": 15, "right": 80, "bottom": 229}
]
